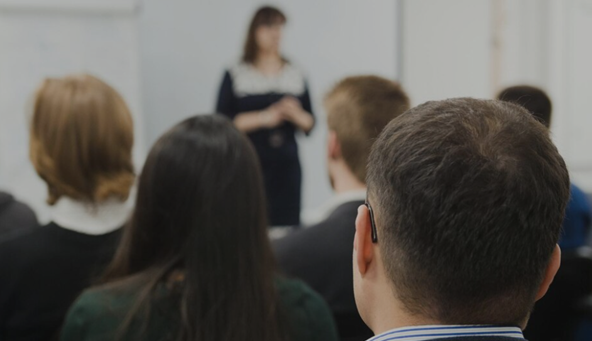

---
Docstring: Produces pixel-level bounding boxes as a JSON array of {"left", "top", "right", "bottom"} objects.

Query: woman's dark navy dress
[{"left": 216, "top": 63, "right": 313, "bottom": 226}]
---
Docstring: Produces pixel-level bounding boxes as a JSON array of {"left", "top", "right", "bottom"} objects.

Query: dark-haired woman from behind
[{"left": 60, "top": 115, "right": 338, "bottom": 341}]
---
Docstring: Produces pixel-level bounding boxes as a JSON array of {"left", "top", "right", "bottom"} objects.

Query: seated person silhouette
[{"left": 274, "top": 76, "right": 410, "bottom": 341}]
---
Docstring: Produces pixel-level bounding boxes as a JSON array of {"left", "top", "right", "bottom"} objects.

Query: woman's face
[{"left": 255, "top": 23, "right": 283, "bottom": 54}]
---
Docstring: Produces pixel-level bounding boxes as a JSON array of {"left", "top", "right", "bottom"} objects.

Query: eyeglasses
[{"left": 364, "top": 200, "right": 378, "bottom": 243}]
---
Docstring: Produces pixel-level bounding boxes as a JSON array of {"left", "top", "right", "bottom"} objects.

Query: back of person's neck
[
  {"left": 330, "top": 160, "right": 366, "bottom": 194},
  {"left": 361, "top": 277, "right": 441, "bottom": 336},
  {"left": 368, "top": 297, "right": 525, "bottom": 337},
  {"left": 334, "top": 181, "right": 365, "bottom": 195},
  {"left": 368, "top": 297, "right": 438, "bottom": 335}
]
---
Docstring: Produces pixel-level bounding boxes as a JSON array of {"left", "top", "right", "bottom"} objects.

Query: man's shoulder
[
  {"left": 274, "top": 200, "right": 363, "bottom": 254},
  {"left": 272, "top": 223, "right": 323, "bottom": 265},
  {"left": 0, "top": 223, "right": 69, "bottom": 273},
  {"left": 0, "top": 192, "right": 37, "bottom": 225},
  {"left": 0, "top": 223, "right": 53, "bottom": 251},
  {"left": 570, "top": 183, "right": 590, "bottom": 204},
  {"left": 273, "top": 200, "right": 364, "bottom": 284}
]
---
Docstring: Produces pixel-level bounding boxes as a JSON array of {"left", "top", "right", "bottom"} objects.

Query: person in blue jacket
[{"left": 498, "top": 85, "right": 591, "bottom": 250}]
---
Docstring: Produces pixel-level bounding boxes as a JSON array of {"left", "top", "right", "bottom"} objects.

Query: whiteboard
[{"left": 0, "top": 0, "right": 144, "bottom": 223}]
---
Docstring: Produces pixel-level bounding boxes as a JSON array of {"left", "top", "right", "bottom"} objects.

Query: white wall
[
  {"left": 5, "top": 0, "right": 589, "bottom": 223},
  {"left": 402, "top": 0, "right": 592, "bottom": 192},
  {"left": 138, "top": 0, "right": 401, "bottom": 219},
  {"left": 0, "top": 0, "right": 144, "bottom": 223},
  {"left": 401, "top": 0, "right": 492, "bottom": 105},
  {"left": 401, "top": 0, "right": 552, "bottom": 105},
  {"left": 548, "top": 0, "right": 592, "bottom": 190}
]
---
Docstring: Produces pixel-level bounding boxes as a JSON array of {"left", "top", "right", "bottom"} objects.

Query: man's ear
[
  {"left": 328, "top": 131, "right": 341, "bottom": 160},
  {"left": 355, "top": 204, "right": 376, "bottom": 276},
  {"left": 535, "top": 244, "right": 561, "bottom": 301}
]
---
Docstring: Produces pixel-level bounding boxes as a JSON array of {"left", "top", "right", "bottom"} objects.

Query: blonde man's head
[{"left": 324, "top": 75, "right": 410, "bottom": 183}]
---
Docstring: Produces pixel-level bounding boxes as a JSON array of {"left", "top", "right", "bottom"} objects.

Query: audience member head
[
  {"left": 243, "top": 6, "right": 287, "bottom": 63},
  {"left": 324, "top": 75, "right": 410, "bottom": 191},
  {"left": 29, "top": 74, "right": 134, "bottom": 205},
  {"left": 497, "top": 85, "right": 552, "bottom": 128},
  {"left": 101, "top": 115, "right": 285, "bottom": 341},
  {"left": 354, "top": 98, "right": 569, "bottom": 333}
]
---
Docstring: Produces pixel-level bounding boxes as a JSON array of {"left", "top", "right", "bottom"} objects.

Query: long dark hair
[
  {"left": 100, "top": 115, "right": 287, "bottom": 341},
  {"left": 242, "top": 6, "right": 287, "bottom": 64}
]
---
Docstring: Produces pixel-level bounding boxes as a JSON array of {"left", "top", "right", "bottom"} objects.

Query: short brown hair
[
  {"left": 367, "top": 98, "right": 570, "bottom": 325},
  {"left": 30, "top": 74, "right": 135, "bottom": 205},
  {"left": 242, "top": 6, "right": 287, "bottom": 64},
  {"left": 325, "top": 75, "right": 410, "bottom": 183},
  {"left": 497, "top": 85, "right": 552, "bottom": 128}
]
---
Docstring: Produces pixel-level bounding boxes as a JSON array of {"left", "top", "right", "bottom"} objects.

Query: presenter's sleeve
[
  {"left": 299, "top": 82, "right": 315, "bottom": 135},
  {"left": 216, "top": 70, "right": 238, "bottom": 119}
]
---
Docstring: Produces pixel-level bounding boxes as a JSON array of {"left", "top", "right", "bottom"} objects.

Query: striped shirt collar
[{"left": 368, "top": 325, "right": 525, "bottom": 341}]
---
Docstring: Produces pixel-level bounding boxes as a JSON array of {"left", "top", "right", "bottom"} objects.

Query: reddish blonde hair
[
  {"left": 325, "top": 76, "right": 410, "bottom": 183},
  {"left": 30, "top": 74, "right": 135, "bottom": 205}
]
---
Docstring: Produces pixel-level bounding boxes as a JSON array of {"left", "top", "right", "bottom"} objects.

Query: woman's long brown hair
[
  {"left": 242, "top": 6, "right": 287, "bottom": 64},
  {"left": 99, "top": 115, "right": 287, "bottom": 341}
]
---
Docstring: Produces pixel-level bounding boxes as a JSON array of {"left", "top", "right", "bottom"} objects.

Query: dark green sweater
[{"left": 60, "top": 277, "right": 338, "bottom": 341}]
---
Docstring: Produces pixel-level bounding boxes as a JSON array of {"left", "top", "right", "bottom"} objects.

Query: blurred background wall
[{"left": 1, "top": 0, "right": 591, "bottom": 222}]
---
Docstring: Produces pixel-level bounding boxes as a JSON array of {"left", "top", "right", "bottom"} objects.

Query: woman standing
[
  {"left": 216, "top": 6, "right": 314, "bottom": 226},
  {"left": 61, "top": 115, "right": 338, "bottom": 341}
]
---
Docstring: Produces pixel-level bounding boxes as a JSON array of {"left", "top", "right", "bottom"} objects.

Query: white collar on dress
[
  {"left": 50, "top": 196, "right": 131, "bottom": 235},
  {"left": 229, "top": 62, "right": 306, "bottom": 97}
]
